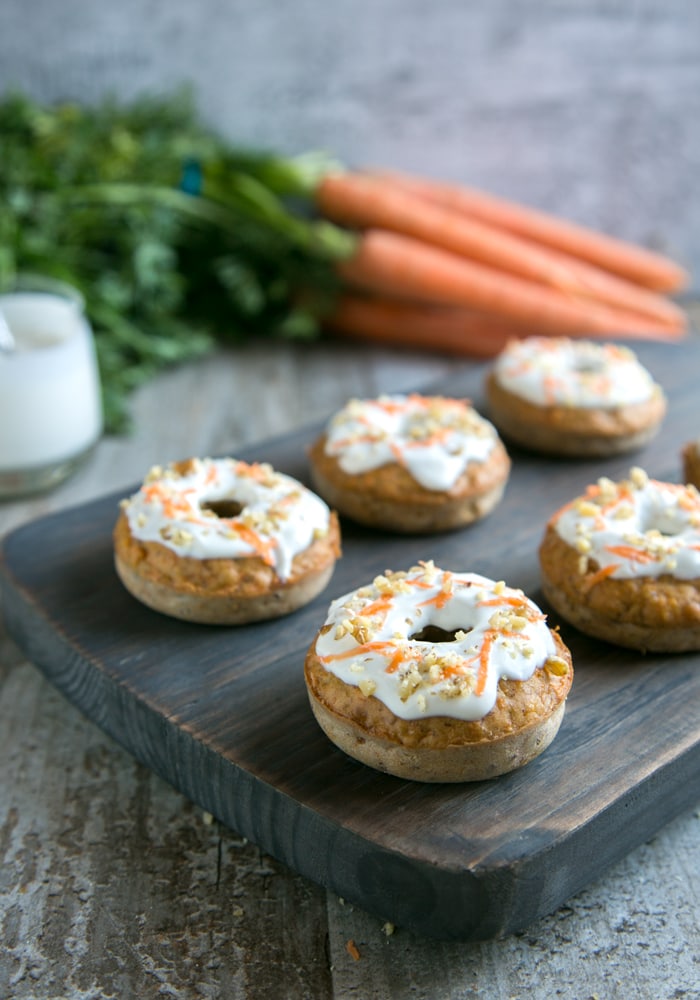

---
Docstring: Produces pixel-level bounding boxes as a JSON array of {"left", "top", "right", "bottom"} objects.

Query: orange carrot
[
  {"left": 369, "top": 169, "right": 689, "bottom": 294},
  {"left": 583, "top": 563, "right": 620, "bottom": 589},
  {"left": 477, "top": 596, "right": 532, "bottom": 609},
  {"left": 474, "top": 632, "right": 494, "bottom": 696},
  {"left": 360, "top": 595, "right": 395, "bottom": 618},
  {"left": 325, "top": 293, "right": 518, "bottom": 358},
  {"left": 234, "top": 524, "right": 277, "bottom": 567},
  {"left": 318, "top": 172, "right": 685, "bottom": 327},
  {"left": 418, "top": 572, "right": 454, "bottom": 609},
  {"left": 336, "top": 229, "right": 686, "bottom": 342},
  {"left": 604, "top": 544, "right": 658, "bottom": 564}
]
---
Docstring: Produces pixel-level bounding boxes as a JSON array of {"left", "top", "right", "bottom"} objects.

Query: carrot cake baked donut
[
  {"left": 683, "top": 439, "right": 700, "bottom": 489},
  {"left": 304, "top": 562, "right": 573, "bottom": 782},
  {"left": 539, "top": 467, "right": 700, "bottom": 652},
  {"left": 308, "top": 394, "right": 510, "bottom": 533},
  {"left": 114, "top": 457, "right": 341, "bottom": 624},
  {"left": 486, "top": 337, "right": 666, "bottom": 456}
]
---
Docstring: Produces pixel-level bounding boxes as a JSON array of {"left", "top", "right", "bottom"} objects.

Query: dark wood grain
[{"left": 2, "top": 341, "right": 700, "bottom": 942}]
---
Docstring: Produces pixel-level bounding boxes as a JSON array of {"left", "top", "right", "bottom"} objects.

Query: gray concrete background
[
  {"left": 1, "top": 1, "right": 698, "bottom": 283},
  {"left": 2, "top": 6, "right": 700, "bottom": 996}
]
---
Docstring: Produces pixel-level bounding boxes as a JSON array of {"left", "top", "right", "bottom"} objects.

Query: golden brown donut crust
[
  {"left": 539, "top": 523, "right": 700, "bottom": 650},
  {"left": 308, "top": 433, "right": 510, "bottom": 532},
  {"left": 485, "top": 371, "right": 666, "bottom": 457},
  {"left": 114, "top": 510, "right": 341, "bottom": 624},
  {"left": 304, "top": 630, "right": 572, "bottom": 781},
  {"left": 683, "top": 441, "right": 700, "bottom": 489},
  {"left": 305, "top": 630, "right": 571, "bottom": 749}
]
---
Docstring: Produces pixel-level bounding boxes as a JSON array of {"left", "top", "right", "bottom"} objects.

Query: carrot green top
[
  {"left": 314, "top": 562, "right": 562, "bottom": 722},
  {"left": 121, "top": 457, "right": 331, "bottom": 580}
]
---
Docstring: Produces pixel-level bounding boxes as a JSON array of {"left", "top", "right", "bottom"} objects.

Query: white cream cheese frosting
[
  {"left": 493, "top": 337, "right": 660, "bottom": 408},
  {"left": 314, "top": 562, "right": 562, "bottom": 721},
  {"left": 551, "top": 467, "right": 700, "bottom": 580},
  {"left": 121, "top": 457, "right": 332, "bottom": 580},
  {"left": 322, "top": 394, "right": 499, "bottom": 491}
]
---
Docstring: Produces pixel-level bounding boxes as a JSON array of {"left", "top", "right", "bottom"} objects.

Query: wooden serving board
[{"left": 2, "top": 341, "right": 700, "bottom": 942}]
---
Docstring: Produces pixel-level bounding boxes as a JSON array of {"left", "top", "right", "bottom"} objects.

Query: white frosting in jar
[
  {"left": 314, "top": 563, "right": 562, "bottom": 721},
  {"left": 551, "top": 467, "right": 700, "bottom": 580},
  {"left": 493, "top": 337, "right": 660, "bottom": 408},
  {"left": 121, "top": 457, "right": 332, "bottom": 580},
  {"left": 322, "top": 394, "right": 499, "bottom": 492}
]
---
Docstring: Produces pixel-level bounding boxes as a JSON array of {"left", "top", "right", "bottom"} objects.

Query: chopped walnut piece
[
  {"left": 576, "top": 500, "right": 599, "bottom": 518},
  {"left": 144, "top": 464, "right": 165, "bottom": 483},
  {"left": 630, "top": 466, "right": 649, "bottom": 489},
  {"left": 545, "top": 657, "right": 569, "bottom": 676}
]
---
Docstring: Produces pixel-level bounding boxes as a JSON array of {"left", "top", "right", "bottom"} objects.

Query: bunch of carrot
[{"left": 310, "top": 169, "right": 689, "bottom": 357}]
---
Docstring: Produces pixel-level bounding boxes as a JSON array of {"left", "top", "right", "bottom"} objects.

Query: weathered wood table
[{"left": 2, "top": 321, "right": 699, "bottom": 999}]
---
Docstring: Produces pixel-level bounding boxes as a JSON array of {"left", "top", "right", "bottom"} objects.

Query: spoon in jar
[{"left": 0, "top": 308, "right": 15, "bottom": 353}]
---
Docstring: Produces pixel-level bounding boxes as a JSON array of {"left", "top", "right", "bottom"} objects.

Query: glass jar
[{"left": 0, "top": 277, "right": 103, "bottom": 498}]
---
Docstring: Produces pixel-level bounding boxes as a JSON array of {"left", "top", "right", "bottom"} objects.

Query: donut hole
[
  {"left": 639, "top": 512, "right": 681, "bottom": 537},
  {"left": 574, "top": 359, "right": 604, "bottom": 375},
  {"left": 410, "top": 624, "right": 471, "bottom": 643},
  {"left": 201, "top": 498, "right": 244, "bottom": 519}
]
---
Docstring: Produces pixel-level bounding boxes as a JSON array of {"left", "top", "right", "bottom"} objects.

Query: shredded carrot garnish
[
  {"left": 441, "top": 662, "right": 468, "bottom": 679},
  {"left": 547, "top": 497, "right": 578, "bottom": 524},
  {"left": 321, "top": 640, "right": 401, "bottom": 664},
  {"left": 542, "top": 373, "right": 562, "bottom": 404},
  {"left": 346, "top": 939, "right": 361, "bottom": 961},
  {"left": 331, "top": 432, "right": 384, "bottom": 450},
  {"left": 678, "top": 490, "right": 700, "bottom": 512},
  {"left": 233, "top": 523, "right": 277, "bottom": 567},
  {"left": 477, "top": 595, "right": 526, "bottom": 608},
  {"left": 593, "top": 374, "right": 612, "bottom": 396},
  {"left": 322, "top": 639, "right": 411, "bottom": 675},
  {"left": 605, "top": 544, "right": 658, "bottom": 563},
  {"left": 599, "top": 485, "right": 631, "bottom": 515},
  {"left": 376, "top": 397, "right": 411, "bottom": 415},
  {"left": 272, "top": 491, "right": 298, "bottom": 510},
  {"left": 584, "top": 563, "right": 620, "bottom": 589},
  {"left": 385, "top": 647, "right": 409, "bottom": 673},
  {"left": 142, "top": 483, "right": 165, "bottom": 503},
  {"left": 605, "top": 344, "right": 628, "bottom": 360},
  {"left": 360, "top": 595, "right": 394, "bottom": 618},
  {"left": 236, "top": 461, "right": 272, "bottom": 483},
  {"left": 389, "top": 441, "right": 405, "bottom": 465},
  {"left": 418, "top": 591, "right": 452, "bottom": 609},
  {"left": 142, "top": 483, "right": 193, "bottom": 519},
  {"left": 503, "top": 359, "right": 533, "bottom": 378},
  {"left": 474, "top": 631, "right": 494, "bottom": 696},
  {"left": 405, "top": 427, "right": 450, "bottom": 449},
  {"left": 418, "top": 572, "right": 453, "bottom": 609}
]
